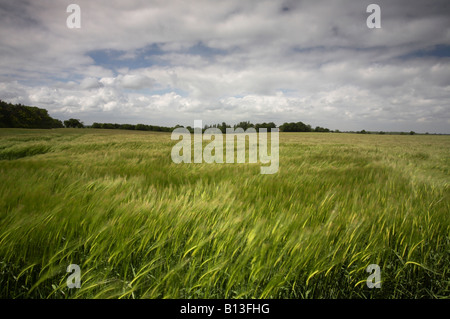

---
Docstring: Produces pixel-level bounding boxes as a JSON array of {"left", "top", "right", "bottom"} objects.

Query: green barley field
[{"left": 0, "top": 128, "right": 448, "bottom": 299}]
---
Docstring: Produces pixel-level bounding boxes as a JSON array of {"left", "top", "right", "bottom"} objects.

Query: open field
[{"left": 0, "top": 128, "right": 448, "bottom": 298}]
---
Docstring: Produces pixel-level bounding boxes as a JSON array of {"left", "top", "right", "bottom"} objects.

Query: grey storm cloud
[{"left": 0, "top": 0, "right": 449, "bottom": 132}]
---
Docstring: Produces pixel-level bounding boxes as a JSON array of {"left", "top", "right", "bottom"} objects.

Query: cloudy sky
[{"left": 0, "top": 0, "right": 449, "bottom": 132}]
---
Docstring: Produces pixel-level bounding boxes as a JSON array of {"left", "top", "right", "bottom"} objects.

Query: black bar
[{"left": 1, "top": 299, "right": 447, "bottom": 317}]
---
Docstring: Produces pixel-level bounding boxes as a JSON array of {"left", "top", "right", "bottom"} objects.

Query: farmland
[{"left": 0, "top": 128, "right": 448, "bottom": 298}]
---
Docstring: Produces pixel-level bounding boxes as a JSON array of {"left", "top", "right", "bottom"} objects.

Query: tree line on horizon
[
  {"left": 91, "top": 122, "right": 172, "bottom": 132},
  {"left": 62, "top": 119, "right": 420, "bottom": 135},
  {"left": 180, "top": 121, "right": 330, "bottom": 133},
  {"left": 74, "top": 120, "right": 331, "bottom": 133},
  {"left": 0, "top": 100, "right": 333, "bottom": 132},
  {"left": 1, "top": 100, "right": 427, "bottom": 135}
]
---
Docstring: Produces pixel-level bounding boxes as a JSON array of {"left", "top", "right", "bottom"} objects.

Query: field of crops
[{"left": 0, "top": 128, "right": 448, "bottom": 298}]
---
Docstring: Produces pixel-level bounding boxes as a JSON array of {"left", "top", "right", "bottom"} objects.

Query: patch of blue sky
[
  {"left": 86, "top": 43, "right": 168, "bottom": 71},
  {"left": 399, "top": 44, "right": 450, "bottom": 59},
  {"left": 291, "top": 45, "right": 327, "bottom": 53},
  {"left": 185, "top": 41, "right": 228, "bottom": 57},
  {"left": 87, "top": 42, "right": 228, "bottom": 72}
]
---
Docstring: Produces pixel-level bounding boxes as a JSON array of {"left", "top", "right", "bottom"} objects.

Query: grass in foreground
[{"left": 0, "top": 128, "right": 449, "bottom": 298}]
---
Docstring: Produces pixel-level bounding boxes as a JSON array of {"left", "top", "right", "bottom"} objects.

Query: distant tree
[
  {"left": 103, "top": 123, "right": 115, "bottom": 129},
  {"left": 64, "top": 118, "right": 84, "bottom": 128},
  {"left": 120, "top": 124, "right": 135, "bottom": 130},
  {"left": 255, "top": 122, "right": 276, "bottom": 132},
  {"left": 234, "top": 121, "right": 254, "bottom": 130},
  {"left": 279, "top": 121, "right": 314, "bottom": 132},
  {"left": 410, "top": 131, "right": 415, "bottom": 135},
  {"left": 135, "top": 124, "right": 149, "bottom": 131},
  {"left": 216, "top": 122, "right": 231, "bottom": 134},
  {"left": 314, "top": 126, "right": 330, "bottom": 132},
  {"left": 52, "top": 119, "right": 64, "bottom": 128}
]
